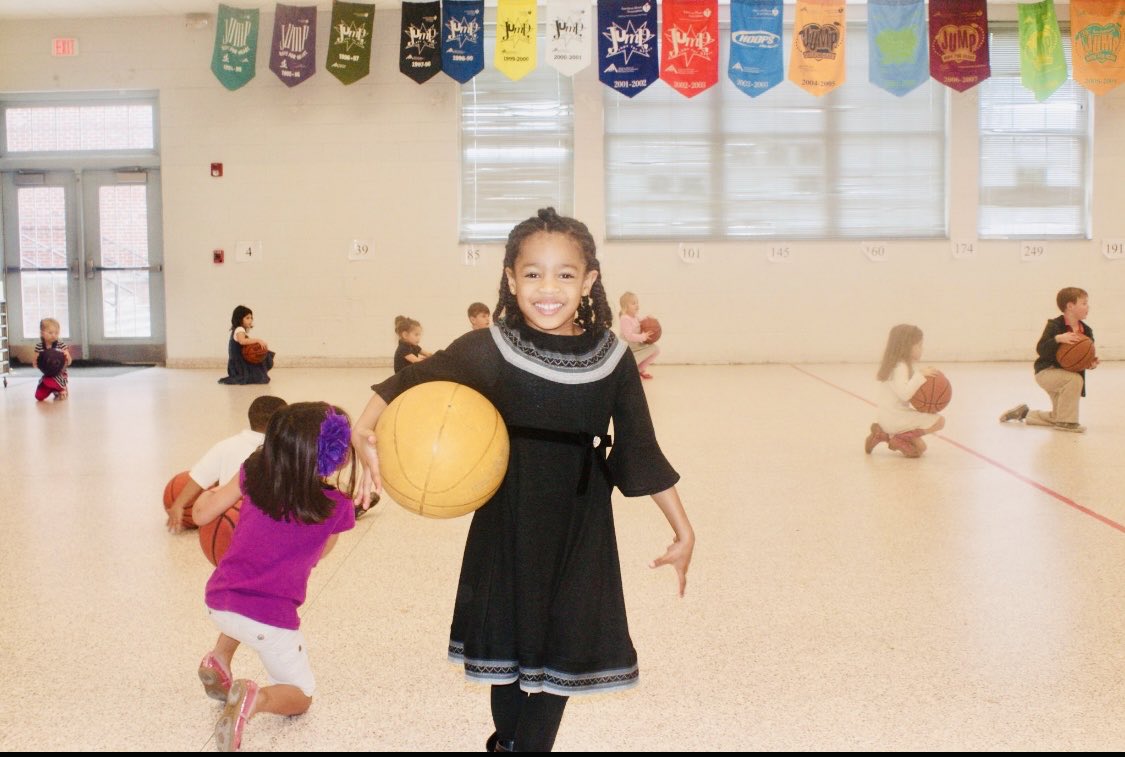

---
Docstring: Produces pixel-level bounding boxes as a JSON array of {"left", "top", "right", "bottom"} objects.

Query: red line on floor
[{"left": 789, "top": 364, "right": 1125, "bottom": 535}]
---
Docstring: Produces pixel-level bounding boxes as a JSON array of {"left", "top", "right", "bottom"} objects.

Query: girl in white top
[{"left": 866, "top": 324, "right": 945, "bottom": 458}]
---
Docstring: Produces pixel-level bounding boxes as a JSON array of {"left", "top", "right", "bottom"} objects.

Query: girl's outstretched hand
[
  {"left": 650, "top": 532, "right": 695, "bottom": 598},
  {"left": 353, "top": 430, "right": 383, "bottom": 509},
  {"left": 649, "top": 487, "right": 695, "bottom": 598}
]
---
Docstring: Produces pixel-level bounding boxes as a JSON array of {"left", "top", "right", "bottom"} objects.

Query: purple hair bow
[{"left": 317, "top": 408, "right": 351, "bottom": 477}]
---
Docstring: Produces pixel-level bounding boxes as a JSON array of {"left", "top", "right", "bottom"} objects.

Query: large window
[
  {"left": 2, "top": 98, "right": 157, "bottom": 155},
  {"left": 604, "top": 24, "right": 947, "bottom": 240},
  {"left": 460, "top": 32, "right": 574, "bottom": 242},
  {"left": 978, "top": 25, "right": 1092, "bottom": 239}
]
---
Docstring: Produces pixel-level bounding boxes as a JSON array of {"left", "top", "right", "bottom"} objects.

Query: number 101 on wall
[{"left": 1102, "top": 239, "right": 1125, "bottom": 260}]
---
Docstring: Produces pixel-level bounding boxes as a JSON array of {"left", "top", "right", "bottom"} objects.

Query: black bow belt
[{"left": 506, "top": 426, "right": 613, "bottom": 496}]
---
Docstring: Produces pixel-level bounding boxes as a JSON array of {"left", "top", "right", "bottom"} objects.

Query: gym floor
[{"left": 1, "top": 362, "right": 1123, "bottom": 751}]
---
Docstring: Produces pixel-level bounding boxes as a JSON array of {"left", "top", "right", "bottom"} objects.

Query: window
[
  {"left": 605, "top": 24, "right": 947, "bottom": 240},
  {"left": 2, "top": 98, "right": 157, "bottom": 155},
  {"left": 461, "top": 33, "right": 574, "bottom": 242},
  {"left": 978, "top": 24, "right": 1092, "bottom": 239},
  {"left": 16, "top": 187, "right": 70, "bottom": 339}
]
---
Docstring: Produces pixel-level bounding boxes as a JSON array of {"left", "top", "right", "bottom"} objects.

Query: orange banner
[
  {"left": 1071, "top": 0, "right": 1125, "bottom": 94},
  {"left": 788, "top": 0, "right": 847, "bottom": 95}
]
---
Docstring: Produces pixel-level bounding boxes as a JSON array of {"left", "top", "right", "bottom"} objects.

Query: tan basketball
[{"left": 375, "top": 381, "right": 509, "bottom": 519}]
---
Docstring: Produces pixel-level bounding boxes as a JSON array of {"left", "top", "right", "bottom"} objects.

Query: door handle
[
  {"left": 88, "top": 264, "right": 164, "bottom": 273},
  {"left": 86, "top": 257, "right": 95, "bottom": 280}
]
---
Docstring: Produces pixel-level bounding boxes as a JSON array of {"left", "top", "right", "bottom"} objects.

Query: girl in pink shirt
[
  {"left": 618, "top": 291, "right": 660, "bottom": 379},
  {"left": 192, "top": 402, "right": 357, "bottom": 752}
]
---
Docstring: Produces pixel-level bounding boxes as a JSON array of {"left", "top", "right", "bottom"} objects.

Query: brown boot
[{"left": 865, "top": 423, "right": 889, "bottom": 454}]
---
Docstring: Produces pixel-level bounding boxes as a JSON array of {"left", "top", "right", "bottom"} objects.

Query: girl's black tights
[{"left": 490, "top": 681, "right": 569, "bottom": 752}]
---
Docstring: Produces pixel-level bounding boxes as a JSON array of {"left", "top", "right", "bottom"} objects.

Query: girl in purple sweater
[{"left": 191, "top": 402, "right": 357, "bottom": 752}]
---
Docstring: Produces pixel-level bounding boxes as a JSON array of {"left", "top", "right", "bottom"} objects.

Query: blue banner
[
  {"left": 441, "top": 0, "right": 485, "bottom": 83},
  {"left": 869, "top": 0, "right": 928, "bottom": 96},
  {"left": 728, "top": 0, "right": 784, "bottom": 97},
  {"left": 597, "top": 0, "right": 660, "bottom": 97}
]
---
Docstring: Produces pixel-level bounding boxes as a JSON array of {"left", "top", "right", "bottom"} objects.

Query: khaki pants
[{"left": 1025, "top": 368, "right": 1083, "bottom": 426}]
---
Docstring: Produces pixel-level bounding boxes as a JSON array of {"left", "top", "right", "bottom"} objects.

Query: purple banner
[{"left": 270, "top": 4, "right": 317, "bottom": 87}]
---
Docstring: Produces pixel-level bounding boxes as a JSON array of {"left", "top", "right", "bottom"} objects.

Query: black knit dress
[{"left": 373, "top": 320, "right": 679, "bottom": 696}]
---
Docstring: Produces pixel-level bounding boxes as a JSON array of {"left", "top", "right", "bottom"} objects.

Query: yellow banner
[
  {"left": 788, "top": 0, "right": 847, "bottom": 96},
  {"left": 1072, "top": 0, "right": 1125, "bottom": 94},
  {"left": 495, "top": 0, "right": 538, "bottom": 80}
]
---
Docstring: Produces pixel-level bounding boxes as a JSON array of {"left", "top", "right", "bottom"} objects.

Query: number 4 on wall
[{"left": 235, "top": 240, "right": 262, "bottom": 263}]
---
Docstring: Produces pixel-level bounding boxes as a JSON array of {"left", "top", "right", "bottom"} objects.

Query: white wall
[{"left": 1, "top": 7, "right": 1122, "bottom": 367}]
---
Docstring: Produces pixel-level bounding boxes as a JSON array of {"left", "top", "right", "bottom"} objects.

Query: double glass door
[{"left": 1, "top": 168, "right": 165, "bottom": 363}]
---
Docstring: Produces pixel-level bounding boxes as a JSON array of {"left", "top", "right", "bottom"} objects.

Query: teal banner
[{"left": 212, "top": 4, "right": 260, "bottom": 90}]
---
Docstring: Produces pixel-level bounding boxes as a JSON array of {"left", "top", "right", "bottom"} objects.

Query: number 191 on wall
[{"left": 1102, "top": 239, "right": 1125, "bottom": 260}]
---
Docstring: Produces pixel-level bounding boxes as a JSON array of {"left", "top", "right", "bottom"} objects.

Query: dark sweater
[
  {"left": 394, "top": 339, "right": 422, "bottom": 373},
  {"left": 1034, "top": 315, "right": 1093, "bottom": 396}
]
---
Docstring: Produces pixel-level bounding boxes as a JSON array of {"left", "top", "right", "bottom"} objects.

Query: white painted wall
[{"left": 1, "top": 8, "right": 1122, "bottom": 367}]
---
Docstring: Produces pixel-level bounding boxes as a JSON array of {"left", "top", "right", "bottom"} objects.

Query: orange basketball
[
  {"left": 199, "top": 500, "right": 242, "bottom": 566},
  {"left": 241, "top": 342, "right": 268, "bottom": 364},
  {"left": 640, "top": 316, "right": 662, "bottom": 344},
  {"left": 910, "top": 371, "right": 952, "bottom": 414},
  {"left": 162, "top": 470, "right": 198, "bottom": 529},
  {"left": 1056, "top": 335, "right": 1096, "bottom": 372}
]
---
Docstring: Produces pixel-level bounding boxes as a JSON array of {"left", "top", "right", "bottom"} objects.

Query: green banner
[
  {"left": 1019, "top": 0, "right": 1068, "bottom": 101},
  {"left": 327, "top": 1, "right": 375, "bottom": 85},
  {"left": 211, "top": 4, "right": 260, "bottom": 90}
]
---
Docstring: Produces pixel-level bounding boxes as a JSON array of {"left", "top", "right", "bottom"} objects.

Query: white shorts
[{"left": 207, "top": 608, "right": 316, "bottom": 696}]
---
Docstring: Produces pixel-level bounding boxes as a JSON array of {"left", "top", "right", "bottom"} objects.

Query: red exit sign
[{"left": 51, "top": 38, "right": 79, "bottom": 57}]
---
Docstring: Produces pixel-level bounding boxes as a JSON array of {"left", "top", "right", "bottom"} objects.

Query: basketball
[
  {"left": 640, "top": 316, "right": 662, "bottom": 344},
  {"left": 38, "top": 348, "right": 66, "bottom": 378},
  {"left": 375, "top": 381, "right": 509, "bottom": 519},
  {"left": 910, "top": 371, "right": 952, "bottom": 414},
  {"left": 199, "top": 500, "right": 242, "bottom": 566},
  {"left": 241, "top": 342, "right": 268, "bottom": 364},
  {"left": 1056, "top": 335, "right": 1096, "bottom": 372},
  {"left": 162, "top": 470, "right": 198, "bottom": 529}
]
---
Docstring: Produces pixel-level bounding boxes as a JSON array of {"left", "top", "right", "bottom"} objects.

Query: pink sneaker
[
  {"left": 198, "top": 652, "right": 232, "bottom": 702},
  {"left": 888, "top": 432, "right": 923, "bottom": 458},
  {"left": 215, "top": 679, "right": 259, "bottom": 752}
]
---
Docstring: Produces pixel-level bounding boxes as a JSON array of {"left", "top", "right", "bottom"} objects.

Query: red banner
[
  {"left": 928, "top": 0, "right": 990, "bottom": 92},
  {"left": 660, "top": 0, "right": 720, "bottom": 98}
]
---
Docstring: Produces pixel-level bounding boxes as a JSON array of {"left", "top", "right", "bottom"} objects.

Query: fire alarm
[
  {"left": 210, "top": 163, "right": 223, "bottom": 177},
  {"left": 213, "top": 249, "right": 225, "bottom": 264}
]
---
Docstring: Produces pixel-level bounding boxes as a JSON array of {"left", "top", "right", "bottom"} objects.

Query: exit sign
[{"left": 51, "top": 38, "right": 79, "bottom": 57}]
